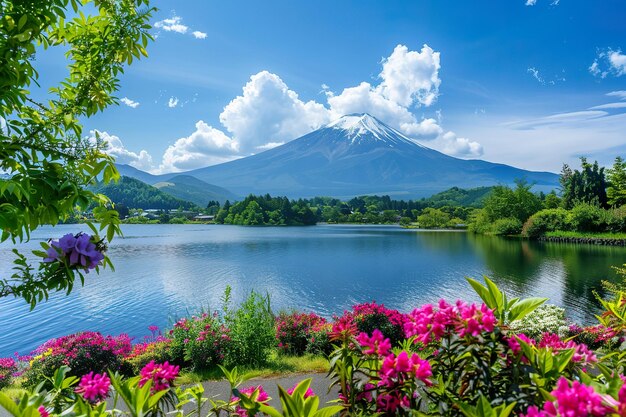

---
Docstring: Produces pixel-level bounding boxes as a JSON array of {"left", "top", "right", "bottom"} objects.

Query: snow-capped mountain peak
[{"left": 326, "top": 113, "right": 417, "bottom": 146}]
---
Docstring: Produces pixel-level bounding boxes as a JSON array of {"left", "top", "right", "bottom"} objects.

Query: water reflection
[{"left": 0, "top": 224, "right": 624, "bottom": 356}]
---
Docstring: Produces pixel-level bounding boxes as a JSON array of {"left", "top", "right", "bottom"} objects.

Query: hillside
[
  {"left": 153, "top": 175, "right": 238, "bottom": 206},
  {"left": 92, "top": 176, "right": 198, "bottom": 210}
]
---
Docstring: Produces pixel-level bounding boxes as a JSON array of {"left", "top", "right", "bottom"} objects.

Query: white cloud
[
  {"left": 160, "top": 121, "right": 239, "bottom": 172},
  {"left": 609, "top": 50, "right": 626, "bottom": 76},
  {"left": 219, "top": 71, "right": 331, "bottom": 152},
  {"left": 399, "top": 118, "right": 443, "bottom": 140},
  {"left": 433, "top": 131, "right": 483, "bottom": 157},
  {"left": 507, "top": 110, "right": 609, "bottom": 130},
  {"left": 607, "top": 91, "right": 626, "bottom": 100},
  {"left": 526, "top": 0, "right": 537, "bottom": 5},
  {"left": 527, "top": 67, "right": 544, "bottom": 84},
  {"left": 192, "top": 31, "right": 207, "bottom": 39},
  {"left": 590, "top": 49, "right": 626, "bottom": 78},
  {"left": 120, "top": 97, "right": 140, "bottom": 108},
  {"left": 168, "top": 97, "right": 179, "bottom": 108},
  {"left": 589, "top": 102, "right": 626, "bottom": 110},
  {"left": 90, "top": 130, "right": 154, "bottom": 171},
  {"left": 154, "top": 15, "right": 188, "bottom": 34},
  {"left": 376, "top": 44, "right": 441, "bottom": 107}
]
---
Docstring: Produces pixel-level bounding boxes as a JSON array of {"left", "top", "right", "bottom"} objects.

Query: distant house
[{"left": 193, "top": 215, "right": 214, "bottom": 222}]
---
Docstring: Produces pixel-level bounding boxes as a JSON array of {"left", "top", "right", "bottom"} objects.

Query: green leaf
[
  {"left": 508, "top": 297, "right": 548, "bottom": 321},
  {"left": 313, "top": 406, "right": 345, "bottom": 417},
  {"left": 0, "top": 392, "right": 22, "bottom": 417}
]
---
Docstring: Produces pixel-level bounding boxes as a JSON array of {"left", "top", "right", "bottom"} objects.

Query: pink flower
[
  {"left": 356, "top": 329, "right": 392, "bottom": 356},
  {"left": 38, "top": 407, "right": 49, "bottom": 417},
  {"left": 379, "top": 351, "right": 431, "bottom": 388},
  {"left": 232, "top": 385, "right": 270, "bottom": 416},
  {"left": 139, "top": 361, "right": 179, "bottom": 393},
  {"left": 287, "top": 384, "right": 315, "bottom": 398},
  {"left": 75, "top": 372, "right": 110, "bottom": 403},
  {"left": 507, "top": 333, "right": 533, "bottom": 356},
  {"left": 522, "top": 377, "right": 612, "bottom": 417}
]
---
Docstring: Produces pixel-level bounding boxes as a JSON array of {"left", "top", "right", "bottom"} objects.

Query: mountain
[
  {"left": 115, "top": 164, "right": 161, "bottom": 184},
  {"left": 92, "top": 176, "right": 198, "bottom": 210},
  {"left": 152, "top": 175, "right": 239, "bottom": 206},
  {"left": 168, "top": 113, "right": 559, "bottom": 198}
]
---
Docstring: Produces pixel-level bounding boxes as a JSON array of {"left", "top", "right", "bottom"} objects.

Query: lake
[{"left": 1, "top": 223, "right": 625, "bottom": 357}]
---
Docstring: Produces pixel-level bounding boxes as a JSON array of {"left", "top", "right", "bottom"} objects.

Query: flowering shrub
[
  {"left": 509, "top": 304, "right": 569, "bottom": 339},
  {"left": 42, "top": 233, "right": 106, "bottom": 271},
  {"left": 23, "top": 331, "right": 131, "bottom": 387},
  {"left": 138, "top": 360, "right": 179, "bottom": 393},
  {"left": 0, "top": 357, "right": 17, "bottom": 390},
  {"left": 305, "top": 322, "right": 333, "bottom": 355},
  {"left": 275, "top": 311, "right": 326, "bottom": 355},
  {"left": 168, "top": 313, "right": 232, "bottom": 370},
  {"left": 123, "top": 339, "right": 173, "bottom": 375},
  {"left": 349, "top": 302, "right": 407, "bottom": 346}
]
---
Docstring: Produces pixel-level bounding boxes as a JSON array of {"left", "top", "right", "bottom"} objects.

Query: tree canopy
[{"left": 0, "top": 0, "right": 154, "bottom": 306}]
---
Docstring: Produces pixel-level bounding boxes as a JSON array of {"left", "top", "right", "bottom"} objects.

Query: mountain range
[{"left": 118, "top": 113, "right": 559, "bottom": 199}]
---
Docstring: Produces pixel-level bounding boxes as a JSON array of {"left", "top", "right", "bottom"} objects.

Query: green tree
[
  {"left": 560, "top": 158, "right": 608, "bottom": 209},
  {"left": 543, "top": 191, "right": 561, "bottom": 209},
  {"left": 607, "top": 156, "right": 626, "bottom": 207},
  {"left": 0, "top": 0, "right": 154, "bottom": 306},
  {"left": 417, "top": 208, "right": 450, "bottom": 228}
]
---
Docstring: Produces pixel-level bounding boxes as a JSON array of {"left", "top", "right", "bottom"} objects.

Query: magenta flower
[
  {"left": 521, "top": 377, "right": 612, "bottom": 417},
  {"left": 75, "top": 372, "right": 111, "bottom": 403},
  {"left": 232, "top": 385, "right": 270, "bottom": 416},
  {"left": 38, "top": 407, "right": 49, "bottom": 417},
  {"left": 379, "top": 351, "right": 432, "bottom": 388},
  {"left": 356, "top": 329, "right": 392, "bottom": 356},
  {"left": 139, "top": 360, "right": 179, "bottom": 392},
  {"left": 287, "top": 384, "right": 315, "bottom": 398}
]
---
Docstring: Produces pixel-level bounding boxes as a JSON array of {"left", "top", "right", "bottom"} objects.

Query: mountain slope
[
  {"left": 174, "top": 113, "right": 559, "bottom": 198},
  {"left": 153, "top": 175, "right": 239, "bottom": 206},
  {"left": 92, "top": 176, "right": 197, "bottom": 210}
]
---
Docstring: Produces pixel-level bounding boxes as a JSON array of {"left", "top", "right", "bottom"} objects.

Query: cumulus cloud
[
  {"left": 120, "top": 97, "right": 140, "bottom": 108},
  {"left": 160, "top": 121, "right": 239, "bottom": 172},
  {"left": 90, "top": 130, "right": 154, "bottom": 171},
  {"left": 399, "top": 118, "right": 443, "bottom": 140},
  {"left": 154, "top": 15, "right": 188, "bottom": 34},
  {"left": 192, "top": 31, "right": 207, "bottom": 39},
  {"left": 590, "top": 49, "right": 626, "bottom": 78},
  {"left": 435, "top": 131, "right": 483, "bottom": 157},
  {"left": 219, "top": 71, "right": 331, "bottom": 152},
  {"left": 168, "top": 97, "right": 179, "bottom": 108},
  {"left": 376, "top": 44, "right": 441, "bottom": 107}
]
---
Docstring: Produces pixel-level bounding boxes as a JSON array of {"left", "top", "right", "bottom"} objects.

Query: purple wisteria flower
[{"left": 43, "top": 233, "right": 105, "bottom": 271}]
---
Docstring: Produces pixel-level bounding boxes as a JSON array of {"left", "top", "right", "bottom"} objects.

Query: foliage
[
  {"left": 569, "top": 202, "right": 612, "bottom": 232},
  {"left": 275, "top": 312, "right": 327, "bottom": 356},
  {"left": 223, "top": 289, "right": 276, "bottom": 367},
  {"left": 23, "top": 331, "right": 131, "bottom": 388},
  {"left": 0, "top": 358, "right": 17, "bottom": 390},
  {"left": 492, "top": 217, "right": 523, "bottom": 236},
  {"left": 0, "top": 0, "right": 154, "bottom": 305},
  {"left": 560, "top": 157, "right": 608, "bottom": 209},
  {"left": 418, "top": 208, "right": 451, "bottom": 228},
  {"left": 217, "top": 194, "right": 317, "bottom": 226},
  {"left": 522, "top": 208, "right": 571, "bottom": 237},
  {"left": 92, "top": 176, "right": 198, "bottom": 211},
  {"left": 168, "top": 313, "right": 232, "bottom": 371},
  {"left": 607, "top": 156, "right": 626, "bottom": 207},
  {"left": 123, "top": 340, "right": 173, "bottom": 375}
]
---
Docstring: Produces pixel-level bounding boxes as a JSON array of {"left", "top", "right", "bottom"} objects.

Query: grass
[
  {"left": 545, "top": 231, "right": 626, "bottom": 239},
  {"left": 177, "top": 352, "right": 329, "bottom": 385}
]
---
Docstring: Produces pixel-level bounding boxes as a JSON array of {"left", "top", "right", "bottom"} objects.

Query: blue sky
[{"left": 38, "top": 0, "right": 626, "bottom": 174}]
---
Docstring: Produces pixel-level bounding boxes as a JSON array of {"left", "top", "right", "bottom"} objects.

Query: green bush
[
  {"left": 168, "top": 313, "right": 232, "bottom": 371},
  {"left": 121, "top": 340, "right": 173, "bottom": 375},
  {"left": 224, "top": 290, "right": 275, "bottom": 367},
  {"left": 607, "top": 205, "right": 626, "bottom": 233},
  {"left": 305, "top": 325, "right": 333, "bottom": 356},
  {"left": 522, "top": 208, "right": 571, "bottom": 237},
  {"left": 492, "top": 217, "right": 523, "bottom": 236},
  {"left": 0, "top": 358, "right": 17, "bottom": 390},
  {"left": 570, "top": 203, "right": 610, "bottom": 232}
]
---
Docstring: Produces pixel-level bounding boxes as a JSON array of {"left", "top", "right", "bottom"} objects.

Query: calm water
[{"left": 1, "top": 224, "right": 625, "bottom": 356}]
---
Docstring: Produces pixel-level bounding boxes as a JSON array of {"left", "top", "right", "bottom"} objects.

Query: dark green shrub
[
  {"left": 607, "top": 205, "right": 626, "bottom": 233},
  {"left": 121, "top": 340, "right": 173, "bottom": 375},
  {"left": 0, "top": 358, "right": 17, "bottom": 390},
  {"left": 305, "top": 325, "right": 333, "bottom": 356},
  {"left": 492, "top": 217, "right": 523, "bottom": 236},
  {"left": 522, "top": 208, "right": 571, "bottom": 237}
]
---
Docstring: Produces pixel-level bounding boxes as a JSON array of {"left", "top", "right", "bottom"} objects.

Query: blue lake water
[{"left": 1, "top": 223, "right": 625, "bottom": 356}]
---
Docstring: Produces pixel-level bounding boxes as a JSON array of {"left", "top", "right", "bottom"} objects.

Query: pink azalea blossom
[
  {"left": 75, "top": 372, "right": 111, "bottom": 403},
  {"left": 356, "top": 329, "right": 392, "bottom": 356},
  {"left": 139, "top": 361, "right": 179, "bottom": 392}
]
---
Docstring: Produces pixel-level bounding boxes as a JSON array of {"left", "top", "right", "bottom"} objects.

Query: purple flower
[
  {"left": 58, "top": 233, "right": 77, "bottom": 253},
  {"left": 43, "top": 243, "right": 61, "bottom": 263},
  {"left": 41, "top": 233, "right": 105, "bottom": 271}
]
